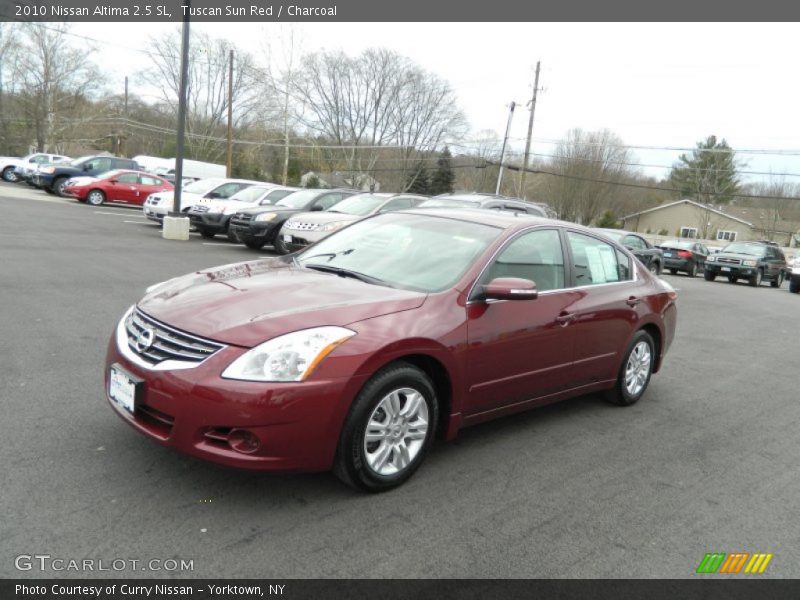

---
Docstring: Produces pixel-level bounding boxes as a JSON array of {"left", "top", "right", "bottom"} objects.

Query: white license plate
[
  {"left": 721, "top": 267, "right": 731, "bottom": 272},
  {"left": 663, "top": 252, "right": 673, "bottom": 257},
  {"left": 283, "top": 234, "right": 292, "bottom": 243},
  {"left": 109, "top": 365, "right": 137, "bottom": 414}
]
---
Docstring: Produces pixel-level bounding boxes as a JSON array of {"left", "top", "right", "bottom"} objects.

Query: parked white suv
[{"left": 143, "top": 178, "right": 262, "bottom": 222}]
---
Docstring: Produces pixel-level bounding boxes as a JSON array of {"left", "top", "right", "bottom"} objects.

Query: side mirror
[
  {"left": 83, "top": 165, "right": 91, "bottom": 171},
  {"left": 483, "top": 277, "right": 538, "bottom": 301}
]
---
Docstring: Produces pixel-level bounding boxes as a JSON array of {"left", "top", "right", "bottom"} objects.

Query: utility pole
[
  {"left": 495, "top": 101, "right": 516, "bottom": 195},
  {"left": 120, "top": 75, "right": 128, "bottom": 157},
  {"left": 520, "top": 61, "right": 541, "bottom": 200},
  {"left": 226, "top": 49, "right": 233, "bottom": 178}
]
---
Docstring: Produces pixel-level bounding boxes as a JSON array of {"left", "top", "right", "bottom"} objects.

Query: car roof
[{"left": 403, "top": 207, "right": 567, "bottom": 230}]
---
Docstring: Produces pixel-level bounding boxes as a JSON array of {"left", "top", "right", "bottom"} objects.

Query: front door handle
[{"left": 555, "top": 312, "right": 575, "bottom": 326}]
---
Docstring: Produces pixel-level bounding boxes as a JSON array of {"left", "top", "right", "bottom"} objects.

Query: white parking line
[{"left": 201, "top": 242, "right": 242, "bottom": 247}]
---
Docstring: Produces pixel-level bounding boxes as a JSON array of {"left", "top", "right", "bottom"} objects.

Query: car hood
[
  {"left": 713, "top": 252, "right": 764, "bottom": 261},
  {"left": 286, "top": 211, "right": 361, "bottom": 226},
  {"left": 137, "top": 258, "right": 426, "bottom": 347}
]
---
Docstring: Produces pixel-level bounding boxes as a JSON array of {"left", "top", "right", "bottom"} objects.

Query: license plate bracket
[{"left": 108, "top": 363, "right": 143, "bottom": 414}]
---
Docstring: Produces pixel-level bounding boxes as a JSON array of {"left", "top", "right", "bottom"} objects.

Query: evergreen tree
[
  {"left": 406, "top": 161, "right": 430, "bottom": 194},
  {"left": 429, "top": 146, "right": 455, "bottom": 195},
  {"left": 670, "top": 135, "right": 740, "bottom": 205}
]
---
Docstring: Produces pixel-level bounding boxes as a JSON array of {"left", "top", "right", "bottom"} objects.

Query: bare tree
[
  {"left": 293, "top": 48, "right": 466, "bottom": 189},
  {"left": 144, "top": 29, "right": 261, "bottom": 161},
  {"left": 543, "top": 128, "right": 636, "bottom": 225},
  {"left": 744, "top": 178, "right": 800, "bottom": 241},
  {"left": 11, "top": 23, "right": 104, "bottom": 152}
]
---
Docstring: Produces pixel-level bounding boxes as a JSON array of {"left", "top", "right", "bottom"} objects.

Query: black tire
[
  {"left": 53, "top": 177, "right": 69, "bottom": 197},
  {"left": 790, "top": 279, "right": 800, "bottom": 294},
  {"left": 2, "top": 166, "right": 19, "bottom": 182},
  {"left": 749, "top": 268, "right": 763, "bottom": 287},
  {"left": 648, "top": 261, "right": 661, "bottom": 276},
  {"left": 703, "top": 270, "right": 716, "bottom": 282},
  {"left": 243, "top": 238, "right": 265, "bottom": 250},
  {"left": 770, "top": 271, "right": 784, "bottom": 288},
  {"left": 273, "top": 235, "right": 291, "bottom": 255},
  {"left": 686, "top": 262, "right": 696, "bottom": 277},
  {"left": 198, "top": 229, "right": 216, "bottom": 239},
  {"left": 669, "top": 268, "right": 677, "bottom": 275},
  {"left": 86, "top": 189, "right": 105, "bottom": 206},
  {"left": 727, "top": 275, "right": 737, "bottom": 283},
  {"left": 226, "top": 227, "right": 240, "bottom": 243},
  {"left": 605, "top": 330, "right": 655, "bottom": 407},
  {"left": 334, "top": 362, "right": 438, "bottom": 493}
]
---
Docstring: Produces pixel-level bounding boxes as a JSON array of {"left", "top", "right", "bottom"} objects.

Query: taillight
[{"left": 677, "top": 250, "right": 693, "bottom": 258}]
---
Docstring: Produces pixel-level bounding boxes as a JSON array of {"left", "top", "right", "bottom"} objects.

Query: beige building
[{"left": 620, "top": 199, "right": 797, "bottom": 245}]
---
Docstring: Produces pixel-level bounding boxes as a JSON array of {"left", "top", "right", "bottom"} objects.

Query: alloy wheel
[
  {"left": 624, "top": 341, "right": 652, "bottom": 397},
  {"left": 363, "top": 387, "right": 429, "bottom": 476}
]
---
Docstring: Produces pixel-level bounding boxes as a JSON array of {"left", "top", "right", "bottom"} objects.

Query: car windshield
[
  {"left": 183, "top": 179, "right": 224, "bottom": 194},
  {"left": 419, "top": 198, "right": 481, "bottom": 208},
  {"left": 228, "top": 186, "right": 274, "bottom": 203},
  {"left": 296, "top": 213, "right": 500, "bottom": 293},
  {"left": 276, "top": 189, "right": 326, "bottom": 208},
  {"left": 662, "top": 240, "right": 693, "bottom": 249},
  {"left": 69, "top": 155, "right": 94, "bottom": 167},
  {"left": 723, "top": 242, "right": 766, "bottom": 256},
  {"left": 328, "top": 194, "right": 387, "bottom": 216}
]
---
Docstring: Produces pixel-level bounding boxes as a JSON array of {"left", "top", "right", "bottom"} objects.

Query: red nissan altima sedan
[{"left": 105, "top": 209, "right": 677, "bottom": 492}]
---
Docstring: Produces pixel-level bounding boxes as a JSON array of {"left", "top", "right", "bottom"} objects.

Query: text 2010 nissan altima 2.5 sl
[{"left": 105, "top": 210, "right": 677, "bottom": 492}]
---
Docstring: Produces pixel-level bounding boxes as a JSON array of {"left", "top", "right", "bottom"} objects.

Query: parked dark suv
[
  {"left": 703, "top": 241, "right": 786, "bottom": 287},
  {"left": 32, "top": 155, "right": 140, "bottom": 197}
]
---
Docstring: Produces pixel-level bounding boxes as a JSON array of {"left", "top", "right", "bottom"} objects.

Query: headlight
[
  {"left": 318, "top": 221, "right": 347, "bottom": 233},
  {"left": 254, "top": 212, "right": 277, "bottom": 222},
  {"left": 221, "top": 326, "right": 356, "bottom": 382},
  {"left": 40, "top": 166, "right": 55, "bottom": 174},
  {"left": 743, "top": 260, "right": 757, "bottom": 267},
  {"left": 706, "top": 255, "right": 715, "bottom": 262}
]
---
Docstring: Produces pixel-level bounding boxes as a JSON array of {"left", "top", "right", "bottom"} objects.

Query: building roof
[{"left": 621, "top": 199, "right": 754, "bottom": 227}]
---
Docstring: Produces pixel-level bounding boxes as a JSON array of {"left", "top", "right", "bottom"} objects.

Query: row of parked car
[{"left": 594, "top": 228, "right": 800, "bottom": 292}]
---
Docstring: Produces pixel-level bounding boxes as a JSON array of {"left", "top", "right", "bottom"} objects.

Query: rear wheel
[
  {"left": 770, "top": 271, "right": 784, "bottom": 288},
  {"left": 606, "top": 330, "right": 655, "bottom": 407},
  {"left": 2, "top": 166, "right": 19, "bottom": 182},
  {"left": 86, "top": 189, "right": 105, "bottom": 206},
  {"left": 334, "top": 362, "right": 438, "bottom": 492},
  {"left": 53, "top": 177, "right": 69, "bottom": 197},
  {"left": 648, "top": 261, "right": 661, "bottom": 276},
  {"left": 686, "top": 262, "right": 697, "bottom": 277},
  {"left": 749, "top": 268, "right": 763, "bottom": 287},
  {"left": 704, "top": 270, "right": 716, "bottom": 282}
]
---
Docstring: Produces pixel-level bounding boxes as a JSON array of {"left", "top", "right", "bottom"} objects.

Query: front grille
[
  {"left": 125, "top": 308, "right": 224, "bottom": 366},
  {"left": 716, "top": 257, "right": 742, "bottom": 265},
  {"left": 285, "top": 221, "right": 319, "bottom": 231},
  {"left": 230, "top": 214, "right": 253, "bottom": 227}
]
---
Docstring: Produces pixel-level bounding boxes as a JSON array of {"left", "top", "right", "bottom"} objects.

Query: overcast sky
[{"left": 71, "top": 21, "right": 800, "bottom": 184}]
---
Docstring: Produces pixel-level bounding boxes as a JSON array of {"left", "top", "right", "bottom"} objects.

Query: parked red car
[
  {"left": 105, "top": 210, "right": 677, "bottom": 491},
  {"left": 64, "top": 169, "right": 173, "bottom": 206}
]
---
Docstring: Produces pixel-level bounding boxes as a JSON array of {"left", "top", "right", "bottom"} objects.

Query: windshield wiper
[
  {"left": 301, "top": 248, "right": 355, "bottom": 262},
  {"left": 303, "top": 263, "right": 390, "bottom": 286}
]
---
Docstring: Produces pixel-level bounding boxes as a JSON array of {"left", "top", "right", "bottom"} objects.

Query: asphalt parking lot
[{"left": 1, "top": 181, "right": 798, "bottom": 579}]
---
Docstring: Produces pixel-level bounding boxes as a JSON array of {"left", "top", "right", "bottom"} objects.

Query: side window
[
  {"left": 117, "top": 173, "right": 138, "bottom": 184},
  {"left": 262, "top": 190, "right": 292, "bottom": 204},
  {"left": 31, "top": 155, "right": 48, "bottom": 164},
  {"left": 623, "top": 235, "right": 646, "bottom": 250},
  {"left": 315, "top": 193, "right": 342, "bottom": 210},
  {"left": 139, "top": 176, "right": 160, "bottom": 186},
  {"left": 87, "top": 158, "right": 112, "bottom": 172},
  {"left": 479, "top": 229, "right": 565, "bottom": 293},
  {"left": 380, "top": 198, "right": 414, "bottom": 212},
  {"left": 211, "top": 183, "right": 245, "bottom": 198},
  {"left": 568, "top": 231, "right": 632, "bottom": 286}
]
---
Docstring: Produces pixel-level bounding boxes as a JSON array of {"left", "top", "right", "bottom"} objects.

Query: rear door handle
[
  {"left": 556, "top": 312, "right": 575, "bottom": 326},
  {"left": 626, "top": 296, "right": 643, "bottom": 307}
]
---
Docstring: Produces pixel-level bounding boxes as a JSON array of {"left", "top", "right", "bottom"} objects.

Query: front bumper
[
  {"left": 32, "top": 173, "right": 55, "bottom": 188},
  {"left": 704, "top": 263, "right": 756, "bottom": 278},
  {"left": 189, "top": 212, "right": 231, "bottom": 233},
  {"left": 279, "top": 229, "right": 327, "bottom": 252},
  {"left": 104, "top": 320, "right": 362, "bottom": 472},
  {"left": 229, "top": 220, "right": 283, "bottom": 245}
]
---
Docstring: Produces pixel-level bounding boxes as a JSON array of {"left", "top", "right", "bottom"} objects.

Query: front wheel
[
  {"left": 243, "top": 238, "right": 265, "bottom": 250},
  {"left": 86, "top": 189, "right": 105, "bottom": 206},
  {"left": 686, "top": 262, "right": 696, "bottom": 277},
  {"left": 334, "top": 362, "right": 438, "bottom": 492},
  {"left": 53, "top": 177, "right": 69, "bottom": 197},
  {"left": 704, "top": 270, "right": 716, "bottom": 282},
  {"left": 606, "top": 330, "right": 654, "bottom": 407},
  {"left": 749, "top": 269, "right": 763, "bottom": 287},
  {"left": 2, "top": 166, "right": 19, "bottom": 182}
]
